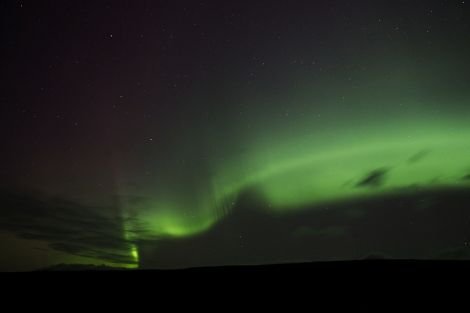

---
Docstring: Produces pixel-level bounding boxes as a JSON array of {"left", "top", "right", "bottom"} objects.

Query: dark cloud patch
[
  {"left": 119, "top": 195, "right": 150, "bottom": 206},
  {"left": 435, "top": 247, "right": 470, "bottom": 260},
  {"left": 139, "top": 185, "right": 470, "bottom": 269},
  {"left": 292, "top": 226, "right": 347, "bottom": 238},
  {"left": 48, "top": 243, "right": 136, "bottom": 264},
  {"left": 356, "top": 168, "right": 389, "bottom": 188},
  {"left": 407, "top": 150, "right": 431, "bottom": 164},
  {"left": 0, "top": 191, "right": 138, "bottom": 266},
  {"left": 363, "top": 253, "right": 388, "bottom": 260},
  {"left": 343, "top": 208, "right": 366, "bottom": 219},
  {"left": 37, "top": 264, "right": 129, "bottom": 271}
]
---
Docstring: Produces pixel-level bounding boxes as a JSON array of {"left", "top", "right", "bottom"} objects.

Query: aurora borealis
[{"left": 1, "top": 0, "right": 470, "bottom": 271}]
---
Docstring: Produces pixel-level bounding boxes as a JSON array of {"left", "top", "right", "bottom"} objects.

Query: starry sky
[{"left": 1, "top": 0, "right": 470, "bottom": 270}]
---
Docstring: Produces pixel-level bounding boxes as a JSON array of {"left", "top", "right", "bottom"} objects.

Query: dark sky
[{"left": 1, "top": 0, "right": 470, "bottom": 271}]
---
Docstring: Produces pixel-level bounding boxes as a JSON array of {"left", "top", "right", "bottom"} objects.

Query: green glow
[
  {"left": 117, "top": 193, "right": 140, "bottom": 268},
  {"left": 132, "top": 194, "right": 234, "bottom": 238},
  {"left": 130, "top": 245, "right": 139, "bottom": 263},
  {"left": 125, "top": 115, "right": 470, "bottom": 241},
  {"left": 123, "top": 236, "right": 139, "bottom": 269},
  {"left": 217, "top": 116, "right": 470, "bottom": 211},
  {"left": 255, "top": 136, "right": 470, "bottom": 210},
  {"left": 145, "top": 211, "right": 214, "bottom": 237}
]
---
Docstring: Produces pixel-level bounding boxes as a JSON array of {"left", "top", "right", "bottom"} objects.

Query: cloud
[
  {"left": 356, "top": 168, "right": 389, "bottom": 188},
  {"left": 292, "top": 226, "right": 347, "bottom": 238},
  {"left": 435, "top": 247, "right": 470, "bottom": 260},
  {"left": 362, "top": 253, "right": 388, "bottom": 260},
  {"left": 407, "top": 150, "right": 431, "bottom": 164},
  {"left": 0, "top": 190, "right": 138, "bottom": 265}
]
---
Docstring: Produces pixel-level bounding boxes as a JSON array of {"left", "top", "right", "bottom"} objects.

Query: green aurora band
[
  {"left": 122, "top": 113, "right": 470, "bottom": 265},
  {"left": 118, "top": 58, "right": 470, "bottom": 266}
]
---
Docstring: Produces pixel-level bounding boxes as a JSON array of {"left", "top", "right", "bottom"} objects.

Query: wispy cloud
[{"left": 0, "top": 191, "right": 139, "bottom": 265}]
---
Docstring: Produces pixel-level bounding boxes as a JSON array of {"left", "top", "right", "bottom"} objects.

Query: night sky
[{"left": 1, "top": 0, "right": 470, "bottom": 271}]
